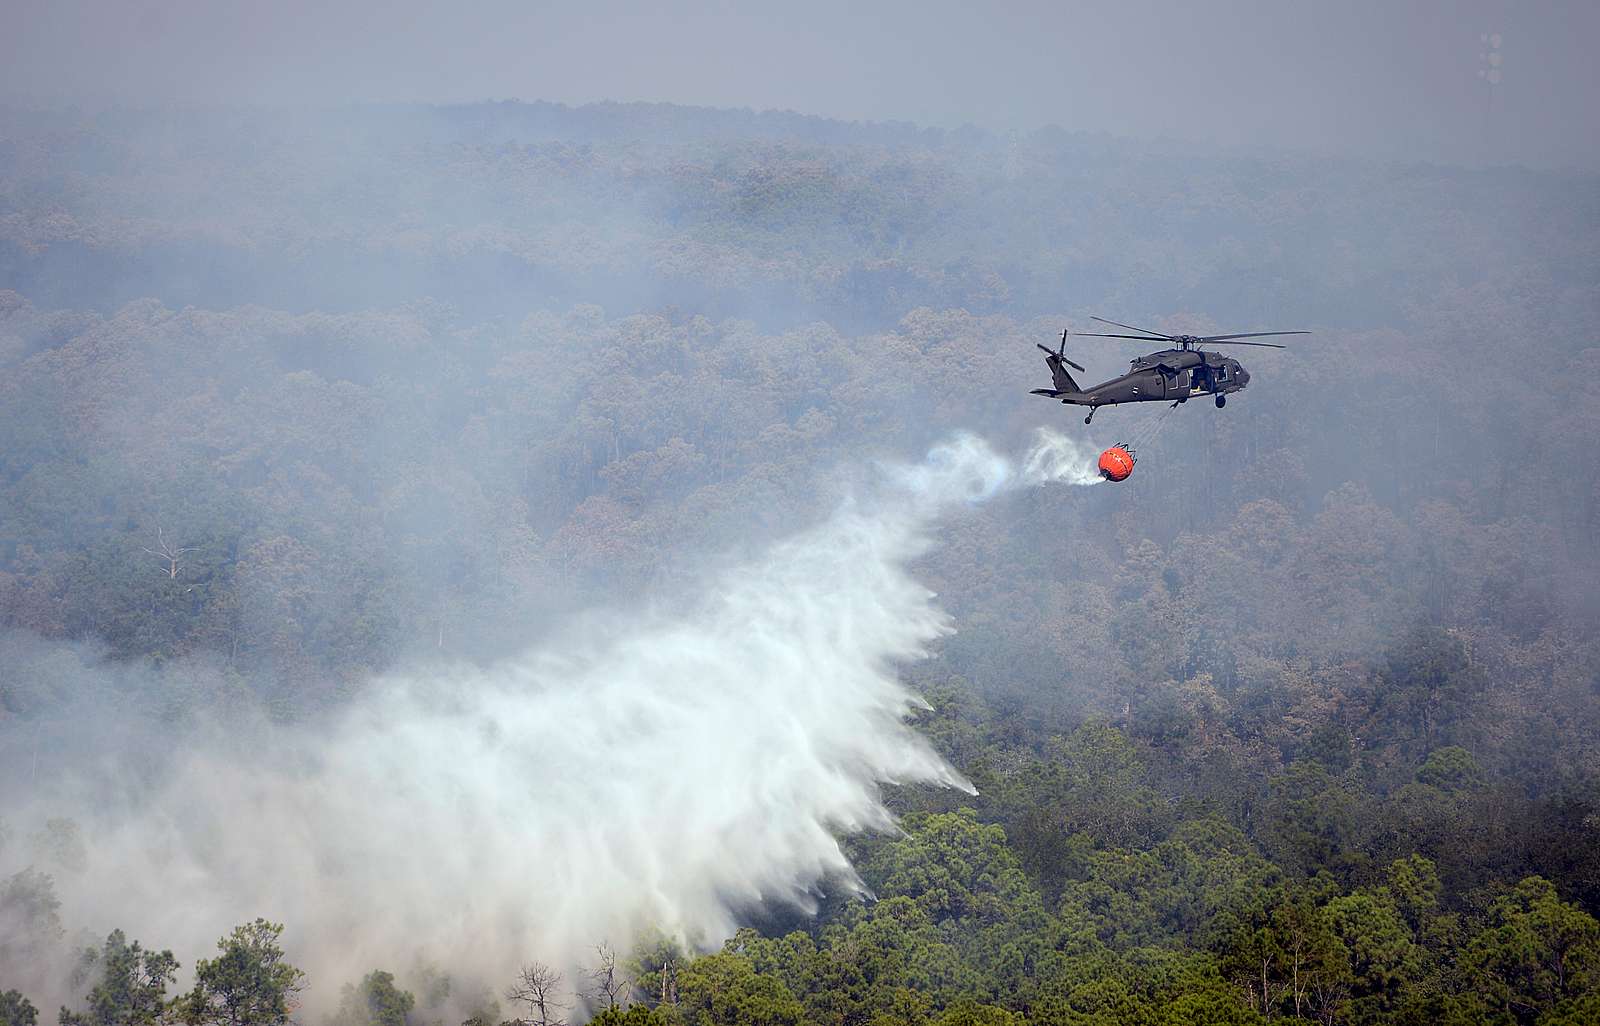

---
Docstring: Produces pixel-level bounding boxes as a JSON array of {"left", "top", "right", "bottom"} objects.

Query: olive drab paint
[{"left": 1030, "top": 316, "right": 1308, "bottom": 426}]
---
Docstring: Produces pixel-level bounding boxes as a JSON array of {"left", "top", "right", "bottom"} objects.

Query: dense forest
[{"left": 2, "top": 101, "right": 1599, "bottom": 1026}]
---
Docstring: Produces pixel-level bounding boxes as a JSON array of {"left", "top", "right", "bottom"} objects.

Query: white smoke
[
  {"left": 1020, "top": 429, "right": 1110, "bottom": 488},
  {"left": 13, "top": 430, "right": 1097, "bottom": 997}
]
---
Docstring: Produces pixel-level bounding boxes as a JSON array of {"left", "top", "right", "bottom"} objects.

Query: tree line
[{"left": 6, "top": 793, "right": 1598, "bottom": 1026}]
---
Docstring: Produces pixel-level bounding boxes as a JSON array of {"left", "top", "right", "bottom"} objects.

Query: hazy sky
[{"left": 5, "top": 0, "right": 1597, "bottom": 167}]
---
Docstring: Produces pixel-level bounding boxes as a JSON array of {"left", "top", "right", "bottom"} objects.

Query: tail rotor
[{"left": 1034, "top": 328, "right": 1085, "bottom": 394}]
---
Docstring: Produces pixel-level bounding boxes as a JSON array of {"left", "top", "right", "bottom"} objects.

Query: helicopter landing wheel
[{"left": 1215, "top": 394, "right": 1226, "bottom": 408}]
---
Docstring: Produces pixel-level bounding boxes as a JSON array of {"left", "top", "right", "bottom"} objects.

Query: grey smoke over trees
[
  {"left": 0, "top": 412, "right": 1095, "bottom": 1002},
  {"left": 5, "top": 2, "right": 1598, "bottom": 168},
  {"left": 0, "top": 74, "right": 1597, "bottom": 1025}
]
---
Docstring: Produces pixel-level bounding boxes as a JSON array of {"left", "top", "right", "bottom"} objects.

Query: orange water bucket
[{"left": 1097, "top": 445, "right": 1136, "bottom": 482}]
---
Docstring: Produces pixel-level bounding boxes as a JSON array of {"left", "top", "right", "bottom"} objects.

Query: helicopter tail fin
[
  {"left": 1037, "top": 332, "right": 1083, "bottom": 394},
  {"left": 1048, "top": 356, "right": 1080, "bottom": 394}
]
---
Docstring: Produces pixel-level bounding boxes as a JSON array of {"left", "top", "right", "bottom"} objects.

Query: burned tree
[
  {"left": 505, "top": 962, "right": 566, "bottom": 1026},
  {"left": 142, "top": 524, "right": 195, "bottom": 579},
  {"left": 585, "top": 944, "right": 628, "bottom": 1012}
]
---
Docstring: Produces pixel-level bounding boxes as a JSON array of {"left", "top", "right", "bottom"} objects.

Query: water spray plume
[
  {"left": 1020, "top": 428, "right": 1108, "bottom": 488},
  {"left": 8, "top": 430, "right": 1098, "bottom": 998}
]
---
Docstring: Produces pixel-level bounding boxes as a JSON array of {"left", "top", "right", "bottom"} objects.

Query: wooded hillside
[{"left": 2, "top": 102, "right": 1598, "bottom": 1026}]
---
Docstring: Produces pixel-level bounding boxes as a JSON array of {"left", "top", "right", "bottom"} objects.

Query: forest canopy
[{"left": 1, "top": 100, "right": 1598, "bottom": 1026}]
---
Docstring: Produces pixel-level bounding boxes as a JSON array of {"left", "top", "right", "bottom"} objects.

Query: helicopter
[{"left": 1031, "top": 317, "right": 1308, "bottom": 424}]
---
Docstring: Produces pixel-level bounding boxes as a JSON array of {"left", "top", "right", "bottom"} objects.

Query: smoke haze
[
  {"left": 2, "top": 5, "right": 1598, "bottom": 1020},
  {"left": 4, "top": 1, "right": 1597, "bottom": 168},
  {"left": 4, "top": 431, "right": 1098, "bottom": 1004}
]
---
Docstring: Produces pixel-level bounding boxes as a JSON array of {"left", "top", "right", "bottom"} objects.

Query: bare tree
[
  {"left": 142, "top": 524, "right": 194, "bottom": 579},
  {"left": 628, "top": 933, "right": 682, "bottom": 1010},
  {"left": 505, "top": 962, "right": 567, "bottom": 1026},
  {"left": 656, "top": 954, "right": 678, "bottom": 1008},
  {"left": 586, "top": 943, "right": 628, "bottom": 1012}
]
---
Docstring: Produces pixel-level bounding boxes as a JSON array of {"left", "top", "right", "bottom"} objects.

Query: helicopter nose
[{"left": 1238, "top": 367, "right": 1251, "bottom": 386}]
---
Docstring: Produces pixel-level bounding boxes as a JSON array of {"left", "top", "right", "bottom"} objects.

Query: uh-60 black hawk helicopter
[{"left": 1032, "top": 316, "right": 1308, "bottom": 424}]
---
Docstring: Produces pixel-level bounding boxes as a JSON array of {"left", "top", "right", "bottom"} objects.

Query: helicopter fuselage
[
  {"left": 1030, "top": 345, "right": 1255, "bottom": 424},
  {"left": 1030, "top": 319, "right": 1302, "bottom": 424},
  {"left": 1073, "top": 349, "right": 1251, "bottom": 407}
]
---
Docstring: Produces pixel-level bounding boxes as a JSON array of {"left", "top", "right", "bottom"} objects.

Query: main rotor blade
[
  {"left": 1198, "top": 331, "right": 1310, "bottom": 341},
  {"left": 1076, "top": 332, "right": 1175, "bottom": 341},
  {"left": 1091, "top": 316, "right": 1173, "bottom": 339},
  {"left": 1203, "top": 340, "right": 1288, "bottom": 348}
]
